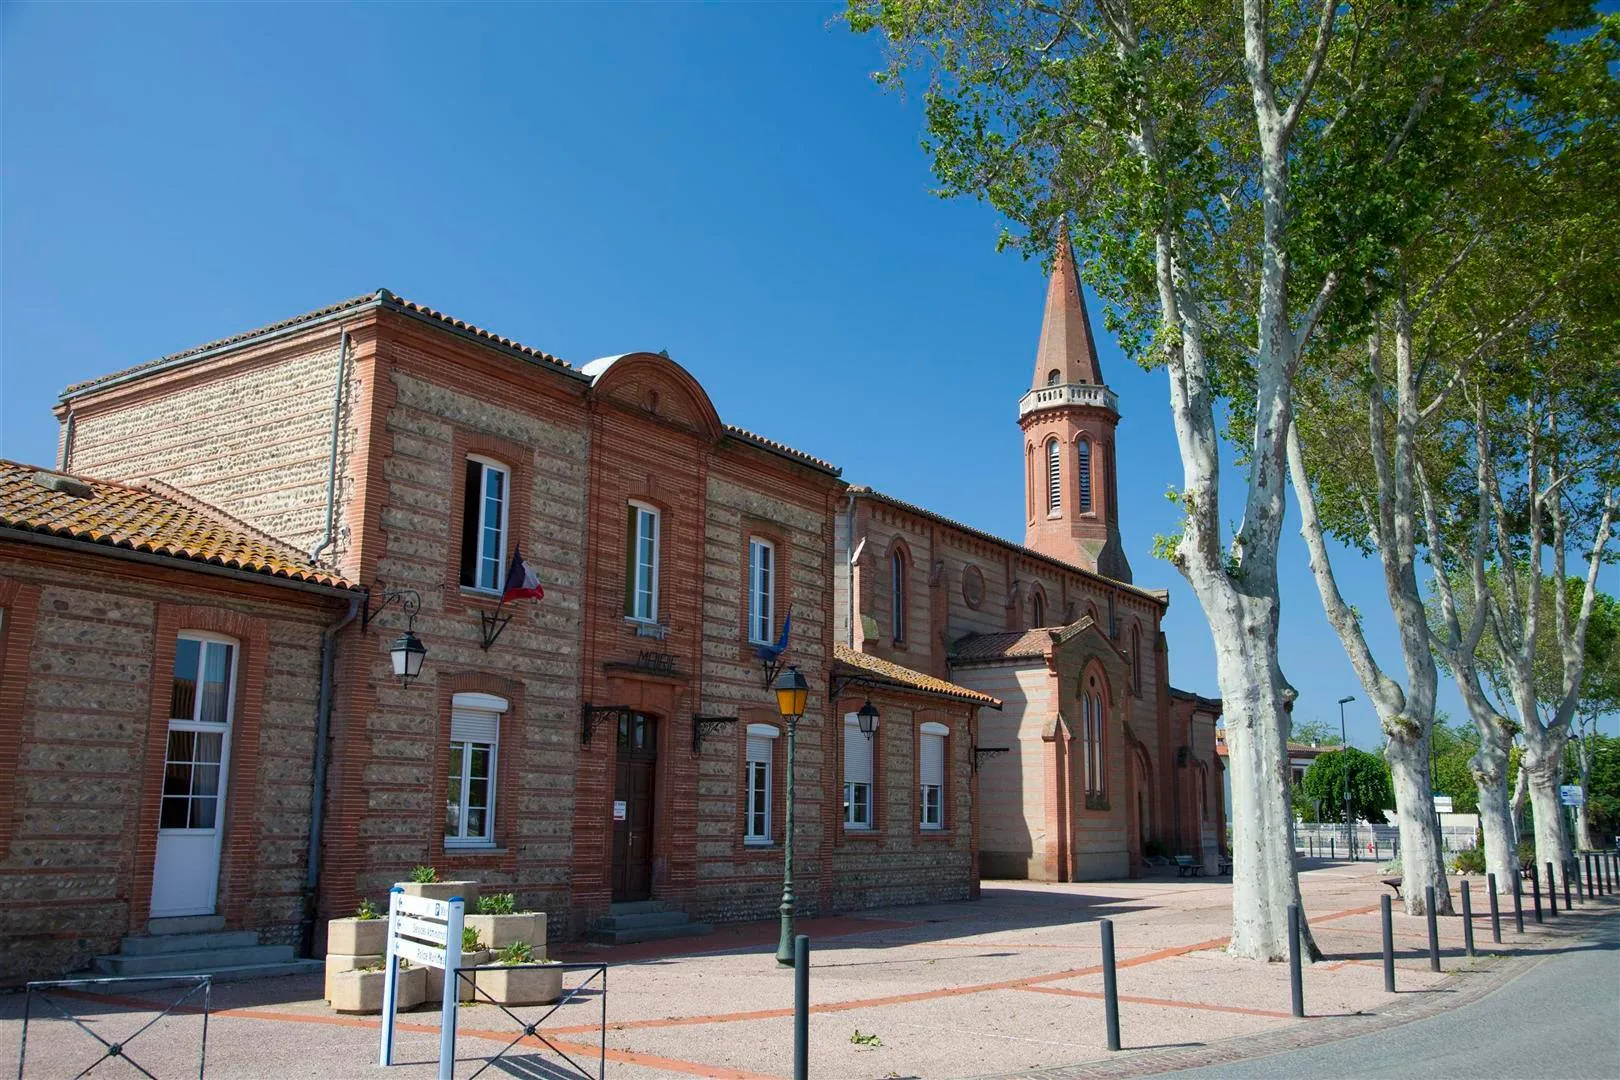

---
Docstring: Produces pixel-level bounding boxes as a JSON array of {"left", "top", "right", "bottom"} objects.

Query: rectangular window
[
  {"left": 459, "top": 458, "right": 510, "bottom": 592},
  {"left": 748, "top": 538, "right": 775, "bottom": 645},
  {"left": 843, "top": 715, "right": 874, "bottom": 830},
  {"left": 745, "top": 732, "right": 773, "bottom": 843},
  {"left": 161, "top": 636, "right": 236, "bottom": 832},
  {"left": 446, "top": 706, "right": 500, "bottom": 846},
  {"left": 919, "top": 727, "right": 946, "bottom": 830},
  {"left": 625, "top": 502, "right": 661, "bottom": 622}
]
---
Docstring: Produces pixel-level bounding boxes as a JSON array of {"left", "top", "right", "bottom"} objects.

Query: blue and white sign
[
  {"left": 1559, "top": 785, "right": 1584, "bottom": 807},
  {"left": 379, "top": 887, "right": 465, "bottom": 1080}
]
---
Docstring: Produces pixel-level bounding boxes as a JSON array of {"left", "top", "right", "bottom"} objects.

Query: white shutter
[
  {"left": 747, "top": 734, "right": 772, "bottom": 764},
  {"left": 1047, "top": 440, "right": 1062, "bottom": 511},
  {"left": 919, "top": 732, "right": 945, "bottom": 787},
  {"left": 452, "top": 708, "right": 500, "bottom": 745},
  {"left": 844, "top": 717, "right": 872, "bottom": 787}
]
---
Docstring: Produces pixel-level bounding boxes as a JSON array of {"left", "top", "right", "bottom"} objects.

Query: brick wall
[{"left": 0, "top": 546, "right": 338, "bottom": 983}]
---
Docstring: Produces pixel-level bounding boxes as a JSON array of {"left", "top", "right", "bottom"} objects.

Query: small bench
[
  {"left": 1175, "top": 855, "right": 1204, "bottom": 878},
  {"left": 1381, "top": 876, "right": 1403, "bottom": 899},
  {"left": 1217, "top": 857, "right": 1233, "bottom": 876}
]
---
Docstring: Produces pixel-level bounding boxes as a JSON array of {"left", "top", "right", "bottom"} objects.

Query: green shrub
[
  {"left": 409, "top": 865, "right": 438, "bottom": 884},
  {"left": 462, "top": 927, "right": 485, "bottom": 952},
  {"left": 1451, "top": 847, "right": 1486, "bottom": 874},
  {"left": 477, "top": 893, "right": 516, "bottom": 915},
  {"left": 355, "top": 898, "right": 379, "bottom": 921},
  {"left": 1517, "top": 839, "right": 1535, "bottom": 871},
  {"left": 497, "top": 941, "right": 534, "bottom": 965}
]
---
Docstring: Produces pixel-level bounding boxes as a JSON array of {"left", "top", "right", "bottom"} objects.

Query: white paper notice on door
[{"left": 613, "top": 800, "right": 627, "bottom": 821}]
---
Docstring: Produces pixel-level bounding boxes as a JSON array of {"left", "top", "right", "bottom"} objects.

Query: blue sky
[{"left": 4, "top": 3, "right": 1612, "bottom": 747}]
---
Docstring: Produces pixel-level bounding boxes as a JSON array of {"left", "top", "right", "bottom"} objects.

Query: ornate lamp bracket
[
  {"left": 971, "top": 745, "right": 1011, "bottom": 774},
  {"left": 827, "top": 673, "right": 865, "bottom": 701},
  {"left": 691, "top": 714, "right": 739, "bottom": 755},
  {"left": 580, "top": 703, "right": 634, "bottom": 746},
  {"left": 478, "top": 610, "right": 512, "bottom": 651},
  {"left": 361, "top": 587, "right": 421, "bottom": 632}
]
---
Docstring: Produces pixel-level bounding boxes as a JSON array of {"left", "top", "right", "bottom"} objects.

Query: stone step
[
  {"left": 147, "top": 915, "right": 227, "bottom": 936},
  {"left": 118, "top": 931, "right": 260, "bottom": 956},
  {"left": 93, "top": 944, "right": 297, "bottom": 978},
  {"left": 592, "top": 910, "right": 691, "bottom": 931},
  {"left": 588, "top": 921, "right": 712, "bottom": 946},
  {"left": 82, "top": 959, "right": 324, "bottom": 988},
  {"left": 608, "top": 900, "right": 668, "bottom": 915}
]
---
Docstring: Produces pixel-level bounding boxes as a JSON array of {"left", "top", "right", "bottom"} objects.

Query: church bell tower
[{"left": 1019, "top": 229, "right": 1132, "bottom": 583}]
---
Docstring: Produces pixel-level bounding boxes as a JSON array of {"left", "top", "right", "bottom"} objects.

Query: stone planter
[
  {"left": 476, "top": 962, "right": 563, "bottom": 1006},
  {"left": 330, "top": 965, "right": 425, "bottom": 1015},
  {"left": 425, "top": 950, "right": 490, "bottom": 1004},
  {"left": 324, "top": 952, "right": 382, "bottom": 1002},
  {"left": 464, "top": 913, "right": 543, "bottom": 951},
  {"left": 399, "top": 880, "right": 481, "bottom": 908},
  {"left": 326, "top": 917, "right": 387, "bottom": 957}
]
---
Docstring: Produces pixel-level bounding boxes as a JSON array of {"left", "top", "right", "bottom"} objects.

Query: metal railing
[
  {"left": 17, "top": 974, "right": 210, "bottom": 1080},
  {"left": 452, "top": 962, "right": 607, "bottom": 1080}
]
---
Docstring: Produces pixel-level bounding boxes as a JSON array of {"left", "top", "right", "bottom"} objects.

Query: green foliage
[
  {"left": 355, "top": 898, "right": 379, "bottom": 921},
  {"left": 477, "top": 893, "right": 516, "bottom": 915},
  {"left": 1573, "top": 731, "right": 1620, "bottom": 840},
  {"left": 496, "top": 941, "right": 534, "bottom": 966},
  {"left": 409, "top": 865, "right": 438, "bottom": 884},
  {"left": 462, "top": 927, "right": 485, "bottom": 953},
  {"left": 1517, "top": 839, "right": 1536, "bottom": 871},
  {"left": 850, "top": 1029, "right": 883, "bottom": 1049},
  {"left": 1451, "top": 847, "right": 1486, "bottom": 874},
  {"left": 1429, "top": 717, "right": 1481, "bottom": 815},
  {"left": 1289, "top": 720, "right": 1342, "bottom": 748},
  {"left": 1301, "top": 748, "right": 1395, "bottom": 825}
]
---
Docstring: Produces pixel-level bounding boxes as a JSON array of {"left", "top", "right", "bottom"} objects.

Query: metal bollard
[
  {"left": 1546, "top": 862, "right": 1558, "bottom": 917},
  {"left": 1563, "top": 861, "right": 1574, "bottom": 909},
  {"left": 1513, "top": 873, "right": 1525, "bottom": 933},
  {"left": 1101, "top": 918, "right": 1121, "bottom": 1051},
  {"left": 1532, "top": 866, "right": 1543, "bottom": 923},
  {"left": 1425, "top": 885, "right": 1441, "bottom": 972},
  {"left": 1488, "top": 873, "right": 1502, "bottom": 944},
  {"left": 1585, "top": 853, "right": 1595, "bottom": 899},
  {"left": 1461, "top": 881, "right": 1475, "bottom": 958},
  {"left": 793, "top": 935, "right": 809, "bottom": 1080},
  {"left": 1287, "top": 903, "right": 1304, "bottom": 1017},
  {"left": 1380, "top": 894, "right": 1395, "bottom": 993},
  {"left": 1330, "top": 838, "right": 1336, "bottom": 860}
]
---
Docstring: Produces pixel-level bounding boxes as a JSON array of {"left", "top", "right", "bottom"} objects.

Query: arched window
[
  {"left": 891, "top": 548, "right": 908, "bottom": 645},
  {"left": 1046, "top": 439, "right": 1062, "bottom": 514},
  {"left": 1077, "top": 439, "right": 1093, "bottom": 512},
  {"left": 1083, "top": 674, "right": 1106, "bottom": 800},
  {"left": 1130, "top": 624, "right": 1143, "bottom": 694},
  {"left": 1047, "top": 369, "right": 1062, "bottom": 386},
  {"left": 1031, "top": 589, "right": 1046, "bottom": 628}
]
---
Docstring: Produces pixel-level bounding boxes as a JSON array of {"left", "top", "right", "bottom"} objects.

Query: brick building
[
  {"left": 0, "top": 462, "right": 354, "bottom": 981},
  {"left": 834, "top": 236, "right": 1225, "bottom": 881}
]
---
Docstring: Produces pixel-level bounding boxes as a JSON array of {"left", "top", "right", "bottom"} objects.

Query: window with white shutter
[
  {"left": 1046, "top": 438, "right": 1062, "bottom": 513},
  {"left": 447, "top": 692, "right": 507, "bottom": 847},
  {"left": 919, "top": 722, "right": 947, "bottom": 830},
  {"left": 745, "top": 724, "right": 778, "bottom": 844},
  {"left": 1077, "top": 439, "right": 1093, "bottom": 512},
  {"left": 843, "top": 714, "right": 875, "bottom": 830}
]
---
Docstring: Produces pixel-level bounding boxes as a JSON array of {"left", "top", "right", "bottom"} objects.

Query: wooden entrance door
[{"left": 612, "top": 713, "right": 658, "bottom": 902}]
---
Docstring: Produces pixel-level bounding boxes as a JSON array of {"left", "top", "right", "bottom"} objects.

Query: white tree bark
[{"left": 1573, "top": 720, "right": 1595, "bottom": 852}]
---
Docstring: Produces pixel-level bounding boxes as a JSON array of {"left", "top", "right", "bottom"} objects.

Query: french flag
[{"left": 501, "top": 547, "right": 545, "bottom": 602}]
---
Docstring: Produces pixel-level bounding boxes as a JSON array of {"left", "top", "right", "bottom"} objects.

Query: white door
[{"left": 150, "top": 635, "right": 236, "bottom": 918}]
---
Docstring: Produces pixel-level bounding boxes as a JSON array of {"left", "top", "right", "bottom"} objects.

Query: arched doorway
[{"left": 612, "top": 712, "right": 659, "bottom": 901}]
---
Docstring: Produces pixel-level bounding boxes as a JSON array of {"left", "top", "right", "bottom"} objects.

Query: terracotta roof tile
[
  {"left": 950, "top": 628, "right": 1055, "bottom": 664},
  {"left": 0, "top": 459, "right": 354, "bottom": 589},
  {"left": 832, "top": 643, "right": 1001, "bottom": 708},
  {"left": 723, "top": 424, "right": 840, "bottom": 475}
]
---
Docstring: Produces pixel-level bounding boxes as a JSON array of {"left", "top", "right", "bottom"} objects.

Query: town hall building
[{"left": 0, "top": 237, "right": 1221, "bottom": 981}]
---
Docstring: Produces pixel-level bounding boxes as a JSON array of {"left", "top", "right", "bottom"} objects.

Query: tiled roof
[
  {"left": 61, "top": 289, "right": 574, "bottom": 398},
  {"left": 950, "top": 628, "right": 1054, "bottom": 664},
  {"left": 848, "top": 486, "right": 1169, "bottom": 605},
  {"left": 832, "top": 644, "right": 1002, "bottom": 708},
  {"left": 723, "top": 424, "right": 840, "bottom": 476},
  {"left": 0, "top": 460, "right": 353, "bottom": 589}
]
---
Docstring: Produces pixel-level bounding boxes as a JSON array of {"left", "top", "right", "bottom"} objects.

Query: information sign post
[{"left": 378, "top": 885, "right": 465, "bottom": 1080}]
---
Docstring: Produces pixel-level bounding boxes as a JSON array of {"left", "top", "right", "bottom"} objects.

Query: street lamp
[
  {"left": 856, "top": 700, "right": 880, "bottom": 737},
  {"left": 1338, "top": 695, "right": 1355, "bottom": 859},
  {"left": 772, "top": 665, "right": 809, "bottom": 965}
]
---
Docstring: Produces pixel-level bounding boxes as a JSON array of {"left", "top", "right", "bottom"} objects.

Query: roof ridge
[{"left": 135, "top": 476, "right": 324, "bottom": 567}]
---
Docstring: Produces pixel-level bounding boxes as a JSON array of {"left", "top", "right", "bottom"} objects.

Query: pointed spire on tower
[{"left": 1031, "top": 223, "right": 1105, "bottom": 389}]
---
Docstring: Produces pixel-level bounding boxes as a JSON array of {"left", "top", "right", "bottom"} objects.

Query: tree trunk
[
  {"left": 1470, "top": 723, "right": 1517, "bottom": 894},
  {"left": 1206, "top": 594, "right": 1321, "bottom": 962},
  {"left": 1385, "top": 727, "right": 1453, "bottom": 914},
  {"left": 1573, "top": 733, "right": 1594, "bottom": 852},
  {"left": 1523, "top": 737, "right": 1571, "bottom": 873},
  {"left": 1510, "top": 765, "right": 1528, "bottom": 845}
]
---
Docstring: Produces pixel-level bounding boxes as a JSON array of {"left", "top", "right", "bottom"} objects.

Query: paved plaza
[{"left": 5, "top": 861, "right": 1615, "bottom": 1079}]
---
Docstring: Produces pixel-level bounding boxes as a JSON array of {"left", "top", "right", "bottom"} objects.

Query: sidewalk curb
[{"left": 983, "top": 911, "right": 1617, "bottom": 1080}]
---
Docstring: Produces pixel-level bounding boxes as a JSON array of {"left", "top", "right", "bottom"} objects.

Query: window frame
[
  {"left": 159, "top": 632, "right": 239, "bottom": 837},
  {"left": 747, "top": 536, "right": 776, "bottom": 646},
  {"left": 918, "top": 721, "right": 948, "bottom": 831},
  {"left": 460, "top": 456, "right": 512, "bottom": 594},
  {"left": 626, "top": 500, "right": 662, "bottom": 624},
  {"left": 891, "top": 547, "right": 908, "bottom": 645},
  {"left": 743, "top": 723, "right": 779, "bottom": 845},
  {"left": 1046, "top": 437, "right": 1062, "bottom": 515},
  {"left": 445, "top": 692, "right": 507, "bottom": 849},
  {"left": 1076, "top": 438, "right": 1093, "bottom": 513},
  {"left": 843, "top": 713, "right": 877, "bottom": 831}
]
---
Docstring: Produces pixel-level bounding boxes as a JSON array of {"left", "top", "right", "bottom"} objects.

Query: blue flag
[{"left": 756, "top": 608, "right": 791, "bottom": 663}]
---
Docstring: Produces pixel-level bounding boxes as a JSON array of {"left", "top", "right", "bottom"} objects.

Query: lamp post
[
  {"left": 773, "top": 666, "right": 809, "bottom": 965},
  {"left": 1338, "top": 695, "right": 1355, "bottom": 859}
]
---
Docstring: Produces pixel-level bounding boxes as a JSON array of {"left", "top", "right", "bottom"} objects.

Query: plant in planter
[
  {"left": 326, "top": 898, "right": 388, "bottom": 960},
  {"left": 465, "top": 893, "right": 543, "bottom": 951},
  {"left": 426, "top": 928, "right": 490, "bottom": 1004},
  {"left": 356, "top": 897, "right": 380, "bottom": 920},
  {"left": 410, "top": 865, "right": 438, "bottom": 884},
  {"left": 398, "top": 865, "right": 480, "bottom": 907},
  {"left": 477, "top": 941, "right": 562, "bottom": 1007},
  {"left": 330, "top": 956, "right": 424, "bottom": 1014}
]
